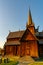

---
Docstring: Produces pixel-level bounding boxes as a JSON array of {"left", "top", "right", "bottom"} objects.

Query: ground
[
  {"left": 0, "top": 62, "right": 43, "bottom": 65},
  {"left": 0, "top": 61, "right": 18, "bottom": 65},
  {"left": 0, "top": 56, "right": 19, "bottom": 65},
  {"left": 0, "top": 56, "right": 43, "bottom": 65},
  {"left": 28, "top": 62, "right": 43, "bottom": 65}
]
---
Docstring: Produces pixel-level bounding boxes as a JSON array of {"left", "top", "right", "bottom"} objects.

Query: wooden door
[{"left": 26, "top": 43, "right": 30, "bottom": 55}]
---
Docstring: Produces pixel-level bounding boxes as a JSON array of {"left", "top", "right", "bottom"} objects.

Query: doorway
[{"left": 26, "top": 42, "right": 30, "bottom": 55}]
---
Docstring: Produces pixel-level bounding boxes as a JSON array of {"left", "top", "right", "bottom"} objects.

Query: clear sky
[{"left": 0, "top": 0, "right": 43, "bottom": 48}]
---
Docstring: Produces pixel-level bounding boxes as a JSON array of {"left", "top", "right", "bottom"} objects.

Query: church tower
[{"left": 26, "top": 8, "right": 35, "bottom": 34}]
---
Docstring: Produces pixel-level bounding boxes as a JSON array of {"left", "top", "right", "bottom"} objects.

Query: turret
[{"left": 26, "top": 8, "right": 35, "bottom": 34}]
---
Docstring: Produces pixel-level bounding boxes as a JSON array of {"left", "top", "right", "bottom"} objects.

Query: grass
[
  {"left": 0, "top": 61, "right": 19, "bottom": 65},
  {"left": 28, "top": 62, "right": 43, "bottom": 65},
  {"left": 0, "top": 56, "right": 19, "bottom": 65},
  {"left": 0, "top": 61, "right": 43, "bottom": 65},
  {"left": 2, "top": 55, "right": 20, "bottom": 61},
  {"left": 0, "top": 56, "right": 43, "bottom": 65}
]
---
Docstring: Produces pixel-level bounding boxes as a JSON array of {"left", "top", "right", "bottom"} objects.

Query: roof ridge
[
  {"left": 7, "top": 30, "right": 25, "bottom": 39},
  {"left": 10, "top": 30, "right": 25, "bottom": 33}
]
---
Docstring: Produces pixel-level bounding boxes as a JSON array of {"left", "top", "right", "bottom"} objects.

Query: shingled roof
[
  {"left": 7, "top": 30, "right": 25, "bottom": 39},
  {"left": 35, "top": 32, "right": 43, "bottom": 37},
  {"left": 5, "top": 41, "right": 20, "bottom": 46}
]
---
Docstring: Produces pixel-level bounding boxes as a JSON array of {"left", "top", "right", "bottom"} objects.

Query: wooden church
[{"left": 4, "top": 9, "right": 43, "bottom": 58}]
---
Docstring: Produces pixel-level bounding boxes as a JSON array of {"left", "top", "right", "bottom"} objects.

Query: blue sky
[{"left": 0, "top": 0, "right": 43, "bottom": 48}]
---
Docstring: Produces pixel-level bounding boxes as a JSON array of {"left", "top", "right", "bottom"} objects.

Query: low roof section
[
  {"left": 35, "top": 32, "right": 43, "bottom": 37},
  {"left": 7, "top": 30, "right": 25, "bottom": 39},
  {"left": 5, "top": 41, "right": 20, "bottom": 46},
  {"left": 39, "top": 40, "right": 43, "bottom": 44}
]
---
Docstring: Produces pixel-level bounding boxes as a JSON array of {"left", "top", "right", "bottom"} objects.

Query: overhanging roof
[
  {"left": 5, "top": 41, "right": 20, "bottom": 46},
  {"left": 7, "top": 30, "right": 25, "bottom": 39},
  {"left": 35, "top": 32, "right": 43, "bottom": 37}
]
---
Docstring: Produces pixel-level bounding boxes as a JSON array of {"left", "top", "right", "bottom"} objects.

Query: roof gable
[{"left": 21, "top": 28, "right": 38, "bottom": 41}]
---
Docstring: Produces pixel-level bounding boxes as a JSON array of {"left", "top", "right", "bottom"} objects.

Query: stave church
[{"left": 4, "top": 9, "right": 43, "bottom": 58}]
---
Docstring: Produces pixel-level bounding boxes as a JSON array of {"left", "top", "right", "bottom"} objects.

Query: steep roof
[
  {"left": 26, "top": 8, "right": 35, "bottom": 28},
  {"left": 21, "top": 28, "right": 38, "bottom": 41},
  {"left": 7, "top": 30, "right": 25, "bottom": 39}
]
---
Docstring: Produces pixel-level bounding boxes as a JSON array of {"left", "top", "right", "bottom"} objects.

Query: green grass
[
  {"left": 1, "top": 56, "right": 43, "bottom": 65},
  {"left": 0, "top": 56, "right": 19, "bottom": 65},
  {"left": 28, "top": 62, "right": 43, "bottom": 65},
  {"left": 0, "top": 61, "right": 19, "bottom": 65},
  {"left": 0, "top": 62, "right": 43, "bottom": 65}
]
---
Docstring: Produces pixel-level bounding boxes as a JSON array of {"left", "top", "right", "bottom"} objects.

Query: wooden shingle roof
[
  {"left": 7, "top": 30, "right": 25, "bottom": 39},
  {"left": 5, "top": 41, "right": 20, "bottom": 46},
  {"left": 35, "top": 32, "right": 43, "bottom": 37}
]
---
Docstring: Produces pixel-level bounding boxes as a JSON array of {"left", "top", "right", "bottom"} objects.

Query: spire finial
[
  {"left": 26, "top": 8, "right": 35, "bottom": 29},
  {"left": 28, "top": 8, "right": 32, "bottom": 25}
]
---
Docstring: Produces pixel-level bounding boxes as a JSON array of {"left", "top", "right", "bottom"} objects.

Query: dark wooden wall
[
  {"left": 7, "top": 38, "right": 20, "bottom": 42},
  {"left": 5, "top": 45, "right": 20, "bottom": 56},
  {"left": 20, "top": 41, "right": 38, "bottom": 58}
]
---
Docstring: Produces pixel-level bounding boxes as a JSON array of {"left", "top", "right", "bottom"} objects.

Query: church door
[{"left": 26, "top": 42, "right": 30, "bottom": 55}]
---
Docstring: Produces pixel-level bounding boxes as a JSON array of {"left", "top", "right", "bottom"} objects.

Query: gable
[
  {"left": 21, "top": 29, "right": 37, "bottom": 41},
  {"left": 25, "top": 30, "right": 36, "bottom": 40}
]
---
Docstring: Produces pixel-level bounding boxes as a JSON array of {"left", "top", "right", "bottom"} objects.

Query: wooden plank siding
[
  {"left": 20, "top": 41, "right": 38, "bottom": 58},
  {"left": 4, "top": 27, "right": 39, "bottom": 58},
  {"left": 39, "top": 44, "right": 43, "bottom": 57},
  {"left": 7, "top": 38, "right": 20, "bottom": 42},
  {"left": 20, "top": 42, "right": 25, "bottom": 57},
  {"left": 30, "top": 41, "right": 38, "bottom": 58},
  {"left": 5, "top": 45, "right": 20, "bottom": 56}
]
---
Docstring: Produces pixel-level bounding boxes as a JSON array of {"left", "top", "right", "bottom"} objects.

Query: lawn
[
  {"left": 0, "top": 56, "right": 43, "bottom": 65},
  {"left": 0, "top": 61, "right": 19, "bottom": 65},
  {"left": 0, "top": 56, "right": 19, "bottom": 65},
  {"left": 0, "top": 61, "right": 43, "bottom": 65},
  {"left": 28, "top": 62, "right": 43, "bottom": 65},
  {"left": 0, "top": 62, "right": 43, "bottom": 65}
]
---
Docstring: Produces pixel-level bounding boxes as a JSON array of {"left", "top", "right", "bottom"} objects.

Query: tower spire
[
  {"left": 26, "top": 8, "right": 35, "bottom": 34},
  {"left": 27, "top": 8, "right": 34, "bottom": 26},
  {"left": 28, "top": 8, "right": 32, "bottom": 25}
]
